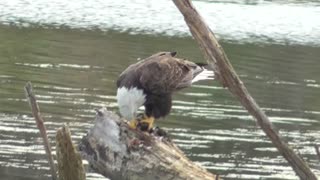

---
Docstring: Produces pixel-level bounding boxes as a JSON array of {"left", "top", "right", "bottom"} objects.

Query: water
[
  {"left": 1, "top": 0, "right": 320, "bottom": 45},
  {"left": 0, "top": 0, "right": 320, "bottom": 179}
]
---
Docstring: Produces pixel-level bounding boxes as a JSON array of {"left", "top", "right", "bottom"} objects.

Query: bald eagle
[{"left": 116, "top": 52, "right": 210, "bottom": 131}]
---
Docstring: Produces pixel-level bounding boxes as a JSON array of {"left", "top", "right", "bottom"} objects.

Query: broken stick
[
  {"left": 24, "top": 82, "right": 58, "bottom": 180},
  {"left": 56, "top": 125, "right": 86, "bottom": 180}
]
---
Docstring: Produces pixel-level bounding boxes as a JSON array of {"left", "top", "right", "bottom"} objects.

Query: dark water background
[{"left": 1, "top": 0, "right": 320, "bottom": 179}]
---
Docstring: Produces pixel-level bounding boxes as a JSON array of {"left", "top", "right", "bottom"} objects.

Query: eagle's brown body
[{"left": 116, "top": 52, "right": 205, "bottom": 129}]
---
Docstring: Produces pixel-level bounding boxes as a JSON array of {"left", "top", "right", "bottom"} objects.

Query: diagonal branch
[
  {"left": 172, "top": 0, "right": 317, "bottom": 179},
  {"left": 315, "top": 145, "right": 320, "bottom": 162},
  {"left": 24, "top": 82, "right": 58, "bottom": 180}
]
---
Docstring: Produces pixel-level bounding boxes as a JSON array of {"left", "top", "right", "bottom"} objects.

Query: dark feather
[
  {"left": 117, "top": 52, "right": 203, "bottom": 94},
  {"left": 116, "top": 52, "right": 206, "bottom": 119},
  {"left": 195, "top": 62, "right": 207, "bottom": 67}
]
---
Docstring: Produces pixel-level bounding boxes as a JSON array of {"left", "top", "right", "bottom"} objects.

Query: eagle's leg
[{"left": 128, "top": 114, "right": 154, "bottom": 131}]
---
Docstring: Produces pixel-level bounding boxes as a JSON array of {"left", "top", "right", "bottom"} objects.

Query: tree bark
[
  {"left": 172, "top": 0, "right": 317, "bottom": 179},
  {"left": 79, "top": 108, "right": 218, "bottom": 180},
  {"left": 56, "top": 125, "right": 86, "bottom": 180}
]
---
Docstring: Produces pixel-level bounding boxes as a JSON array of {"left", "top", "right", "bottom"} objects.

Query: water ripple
[{"left": 0, "top": 0, "right": 320, "bottom": 45}]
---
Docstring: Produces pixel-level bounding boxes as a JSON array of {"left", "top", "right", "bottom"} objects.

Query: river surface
[{"left": 0, "top": 0, "right": 320, "bottom": 179}]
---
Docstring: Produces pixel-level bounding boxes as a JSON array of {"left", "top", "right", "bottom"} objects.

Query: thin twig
[
  {"left": 215, "top": 174, "right": 220, "bottom": 180},
  {"left": 24, "top": 82, "right": 57, "bottom": 180},
  {"left": 315, "top": 145, "right": 320, "bottom": 162}
]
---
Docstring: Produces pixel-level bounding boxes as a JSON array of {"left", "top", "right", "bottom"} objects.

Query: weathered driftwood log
[
  {"left": 172, "top": 0, "right": 317, "bottom": 179},
  {"left": 56, "top": 125, "right": 86, "bottom": 180},
  {"left": 79, "top": 108, "right": 218, "bottom": 180}
]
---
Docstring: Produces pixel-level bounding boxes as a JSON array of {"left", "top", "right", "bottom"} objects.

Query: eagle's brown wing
[{"left": 138, "top": 53, "right": 200, "bottom": 94}]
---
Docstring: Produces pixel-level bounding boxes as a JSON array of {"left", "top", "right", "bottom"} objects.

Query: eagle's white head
[{"left": 116, "top": 86, "right": 146, "bottom": 120}]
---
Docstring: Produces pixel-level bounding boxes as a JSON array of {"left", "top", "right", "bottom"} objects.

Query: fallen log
[{"left": 79, "top": 108, "right": 218, "bottom": 180}]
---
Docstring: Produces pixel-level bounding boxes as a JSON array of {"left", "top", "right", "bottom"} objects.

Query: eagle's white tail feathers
[{"left": 192, "top": 68, "right": 214, "bottom": 83}]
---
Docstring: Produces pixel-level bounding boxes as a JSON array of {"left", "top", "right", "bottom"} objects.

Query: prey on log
[{"left": 79, "top": 108, "right": 218, "bottom": 180}]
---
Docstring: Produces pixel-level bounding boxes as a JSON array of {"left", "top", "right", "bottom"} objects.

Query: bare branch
[
  {"left": 24, "top": 82, "right": 58, "bottom": 180},
  {"left": 315, "top": 145, "right": 320, "bottom": 162},
  {"left": 172, "top": 0, "right": 317, "bottom": 179}
]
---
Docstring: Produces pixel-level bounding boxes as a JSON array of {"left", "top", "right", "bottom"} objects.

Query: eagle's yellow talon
[
  {"left": 128, "top": 115, "right": 155, "bottom": 131},
  {"left": 128, "top": 119, "right": 139, "bottom": 129},
  {"left": 140, "top": 116, "right": 155, "bottom": 131}
]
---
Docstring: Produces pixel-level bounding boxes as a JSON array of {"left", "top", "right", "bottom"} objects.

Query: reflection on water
[{"left": 0, "top": 26, "right": 319, "bottom": 179}]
